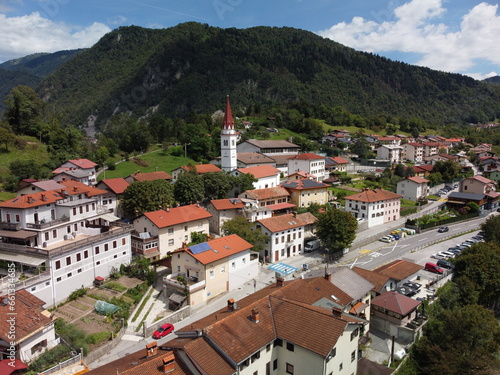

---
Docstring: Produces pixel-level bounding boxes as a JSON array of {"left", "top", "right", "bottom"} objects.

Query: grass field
[
  {"left": 99, "top": 150, "right": 196, "bottom": 180},
  {"left": 0, "top": 136, "right": 50, "bottom": 176}
]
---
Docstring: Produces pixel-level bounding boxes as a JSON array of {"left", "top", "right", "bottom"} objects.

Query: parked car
[
  {"left": 390, "top": 234, "right": 400, "bottom": 241},
  {"left": 304, "top": 239, "right": 321, "bottom": 252},
  {"left": 431, "top": 253, "right": 447, "bottom": 260},
  {"left": 152, "top": 323, "right": 175, "bottom": 339},
  {"left": 437, "top": 226, "right": 449, "bottom": 233},
  {"left": 380, "top": 235, "right": 394, "bottom": 243},
  {"left": 437, "top": 259, "right": 454, "bottom": 269},
  {"left": 403, "top": 281, "right": 422, "bottom": 290},
  {"left": 424, "top": 262, "right": 444, "bottom": 274},
  {"left": 440, "top": 251, "right": 455, "bottom": 258}
]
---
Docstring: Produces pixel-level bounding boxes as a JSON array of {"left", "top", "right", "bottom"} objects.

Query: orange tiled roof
[
  {"left": 144, "top": 205, "right": 212, "bottom": 228},
  {"left": 468, "top": 175, "right": 494, "bottom": 184},
  {"left": 242, "top": 186, "right": 290, "bottom": 200},
  {"left": 372, "top": 291, "right": 421, "bottom": 316},
  {"left": 330, "top": 156, "right": 348, "bottom": 164},
  {"left": 352, "top": 267, "right": 390, "bottom": 294},
  {"left": 67, "top": 158, "right": 97, "bottom": 169},
  {"left": 407, "top": 176, "right": 429, "bottom": 184},
  {"left": 210, "top": 198, "right": 246, "bottom": 211},
  {"left": 257, "top": 212, "right": 316, "bottom": 233},
  {"left": 413, "top": 164, "right": 433, "bottom": 172},
  {"left": 129, "top": 171, "right": 173, "bottom": 182},
  {"left": 99, "top": 178, "right": 130, "bottom": 194},
  {"left": 174, "top": 234, "right": 253, "bottom": 265},
  {"left": 181, "top": 164, "right": 222, "bottom": 174},
  {"left": 344, "top": 189, "right": 402, "bottom": 203},
  {"left": 374, "top": 260, "right": 423, "bottom": 281},
  {"left": 236, "top": 165, "right": 280, "bottom": 179},
  {"left": 0, "top": 290, "right": 52, "bottom": 343}
]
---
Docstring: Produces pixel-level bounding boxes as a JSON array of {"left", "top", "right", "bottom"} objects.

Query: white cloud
[
  {"left": 317, "top": 0, "right": 500, "bottom": 75},
  {"left": 107, "top": 15, "right": 127, "bottom": 25},
  {"left": 0, "top": 12, "right": 110, "bottom": 62}
]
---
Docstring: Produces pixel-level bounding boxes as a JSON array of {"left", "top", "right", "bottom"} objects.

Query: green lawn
[
  {"left": 0, "top": 136, "right": 50, "bottom": 176},
  {"left": 100, "top": 151, "right": 196, "bottom": 180}
]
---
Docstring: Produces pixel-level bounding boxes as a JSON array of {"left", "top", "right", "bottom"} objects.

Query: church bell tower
[{"left": 220, "top": 96, "right": 238, "bottom": 172}]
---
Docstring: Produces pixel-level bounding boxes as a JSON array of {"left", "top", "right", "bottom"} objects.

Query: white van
[{"left": 304, "top": 239, "right": 321, "bottom": 252}]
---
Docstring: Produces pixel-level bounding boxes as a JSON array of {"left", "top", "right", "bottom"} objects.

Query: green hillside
[{"left": 37, "top": 23, "right": 500, "bottom": 130}]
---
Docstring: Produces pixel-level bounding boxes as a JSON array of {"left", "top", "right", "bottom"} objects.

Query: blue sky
[{"left": 1, "top": 0, "right": 499, "bottom": 79}]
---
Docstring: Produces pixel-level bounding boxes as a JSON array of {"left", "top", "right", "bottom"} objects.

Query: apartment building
[
  {"left": 280, "top": 178, "right": 329, "bottom": 207},
  {"left": 287, "top": 153, "right": 326, "bottom": 181}
]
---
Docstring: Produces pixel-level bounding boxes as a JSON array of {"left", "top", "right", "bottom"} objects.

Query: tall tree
[
  {"left": 221, "top": 215, "right": 268, "bottom": 253},
  {"left": 480, "top": 215, "right": 500, "bottom": 246},
  {"left": 121, "top": 180, "right": 174, "bottom": 217},
  {"left": 316, "top": 207, "right": 357, "bottom": 260},
  {"left": 4, "top": 85, "right": 44, "bottom": 136},
  {"left": 174, "top": 172, "right": 204, "bottom": 205},
  {"left": 202, "top": 172, "right": 233, "bottom": 200}
]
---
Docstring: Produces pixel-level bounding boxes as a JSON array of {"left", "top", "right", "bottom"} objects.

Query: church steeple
[
  {"left": 222, "top": 95, "right": 235, "bottom": 132},
  {"left": 220, "top": 95, "right": 238, "bottom": 172}
]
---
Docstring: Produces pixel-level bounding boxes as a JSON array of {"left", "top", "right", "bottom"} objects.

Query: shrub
[
  {"left": 104, "top": 281, "right": 127, "bottom": 292},
  {"left": 27, "top": 345, "right": 72, "bottom": 373},
  {"left": 55, "top": 320, "right": 89, "bottom": 355},
  {"left": 86, "top": 331, "right": 111, "bottom": 345},
  {"left": 68, "top": 287, "right": 87, "bottom": 301}
]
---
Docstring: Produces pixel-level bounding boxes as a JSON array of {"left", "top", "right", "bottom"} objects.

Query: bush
[
  {"left": 55, "top": 320, "right": 89, "bottom": 355},
  {"left": 27, "top": 345, "right": 72, "bottom": 373},
  {"left": 86, "top": 331, "right": 111, "bottom": 345},
  {"left": 68, "top": 287, "right": 87, "bottom": 301},
  {"left": 125, "top": 282, "right": 149, "bottom": 303},
  {"left": 104, "top": 281, "right": 127, "bottom": 292}
]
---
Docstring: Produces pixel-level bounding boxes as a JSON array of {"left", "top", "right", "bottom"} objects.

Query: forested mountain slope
[{"left": 37, "top": 22, "right": 500, "bottom": 128}]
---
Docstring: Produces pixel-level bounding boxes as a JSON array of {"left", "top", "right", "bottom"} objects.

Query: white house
[
  {"left": 344, "top": 188, "right": 402, "bottom": 228},
  {"left": 233, "top": 164, "right": 281, "bottom": 190},
  {"left": 403, "top": 143, "right": 425, "bottom": 162},
  {"left": 237, "top": 139, "right": 300, "bottom": 155},
  {"left": 376, "top": 145, "right": 403, "bottom": 164},
  {"left": 397, "top": 176, "right": 429, "bottom": 201},
  {"left": 256, "top": 212, "right": 317, "bottom": 263},
  {"left": 287, "top": 153, "right": 326, "bottom": 181},
  {"left": 52, "top": 159, "right": 97, "bottom": 186}
]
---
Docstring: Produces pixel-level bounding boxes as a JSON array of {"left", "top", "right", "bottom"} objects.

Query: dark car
[
  {"left": 403, "top": 281, "right": 422, "bottom": 290},
  {"left": 152, "top": 323, "right": 174, "bottom": 339},
  {"left": 437, "top": 259, "right": 454, "bottom": 269},
  {"left": 437, "top": 226, "right": 449, "bottom": 233}
]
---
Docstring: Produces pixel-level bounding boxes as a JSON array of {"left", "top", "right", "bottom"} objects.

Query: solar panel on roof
[{"left": 190, "top": 242, "right": 211, "bottom": 254}]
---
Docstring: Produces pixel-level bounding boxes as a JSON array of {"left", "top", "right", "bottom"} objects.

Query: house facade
[
  {"left": 164, "top": 234, "right": 258, "bottom": 307},
  {"left": 233, "top": 165, "right": 281, "bottom": 190},
  {"left": 170, "top": 164, "right": 222, "bottom": 182},
  {"left": 459, "top": 175, "right": 497, "bottom": 195},
  {"left": 344, "top": 188, "right": 402, "bottom": 228},
  {"left": 281, "top": 178, "right": 329, "bottom": 207},
  {"left": 237, "top": 139, "right": 300, "bottom": 156},
  {"left": 287, "top": 153, "right": 326, "bottom": 181},
  {"left": 52, "top": 159, "right": 97, "bottom": 186},
  {"left": 95, "top": 177, "right": 130, "bottom": 217},
  {"left": 256, "top": 212, "right": 317, "bottom": 263},
  {"left": 132, "top": 205, "right": 212, "bottom": 258},
  {"left": 397, "top": 176, "right": 429, "bottom": 201},
  {"left": 206, "top": 198, "right": 247, "bottom": 235},
  {"left": 376, "top": 145, "right": 403, "bottom": 164},
  {"left": 402, "top": 143, "right": 424, "bottom": 162},
  {"left": 238, "top": 187, "right": 294, "bottom": 216}
]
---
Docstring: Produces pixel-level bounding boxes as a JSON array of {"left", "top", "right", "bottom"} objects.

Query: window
[
  {"left": 95, "top": 246, "right": 100, "bottom": 255},
  {"left": 221, "top": 266, "right": 225, "bottom": 273},
  {"left": 273, "top": 338, "right": 282, "bottom": 347},
  {"left": 73, "top": 207, "right": 77, "bottom": 215},
  {"left": 184, "top": 225, "right": 188, "bottom": 231},
  {"left": 122, "top": 238, "right": 126, "bottom": 245},
  {"left": 286, "top": 363, "right": 294, "bottom": 374},
  {"left": 266, "top": 344, "right": 271, "bottom": 352},
  {"left": 339, "top": 363, "right": 343, "bottom": 371},
  {"left": 77, "top": 268, "right": 82, "bottom": 273},
  {"left": 79, "top": 206, "right": 83, "bottom": 214},
  {"left": 266, "top": 362, "right": 271, "bottom": 375},
  {"left": 67, "top": 272, "right": 72, "bottom": 278},
  {"left": 275, "top": 237, "right": 279, "bottom": 245},
  {"left": 56, "top": 277, "right": 61, "bottom": 282},
  {"left": 168, "top": 239, "right": 174, "bottom": 246},
  {"left": 231, "top": 262, "right": 236, "bottom": 269},
  {"left": 113, "top": 241, "right": 117, "bottom": 248},
  {"left": 96, "top": 261, "right": 101, "bottom": 266},
  {"left": 52, "top": 230, "right": 57, "bottom": 238},
  {"left": 286, "top": 342, "right": 294, "bottom": 352},
  {"left": 104, "top": 244, "right": 109, "bottom": 251},
  {"left": 209, "top": 270, "right": 214, "bottom": 279},
  {"left": 45, "top": 232, "right": 49, "bottom": 241},
  {"left": 66, "top": 256, "right": 71, "bottom": 266},
  {"left": 242, "top": 257, "right": 246, "bottom": 264},
  {"left": 351, "top": 328, "right": 359, "bottom": 341},
  {"left": 251, "top": 351, "right": 260, "bottom": 363},
  {"left": 55, "top": 260, "right": 61, "bottom": 270},
  {"left": 351, "top": 350, "right": 356, "bottom": 362},
  {"left": 84, "top": 250, "right": 89, "bottom": 259},
  {"left": 273, "top": 359, "right": 278, "bottom": 371}
]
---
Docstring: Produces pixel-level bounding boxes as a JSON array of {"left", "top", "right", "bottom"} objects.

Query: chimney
[
  {"left": 73, "top": 186, "right": 78, "bottom": 192},
  {"left": 324, "top": 271, "right": 332, "bottom": 282},
  {"left": 251, "top": 308, "right": 260, "bottom": 323},
  {"left": 146, "top": 341, "right": 158, "bottom": 358},
  {"left": 162, "top": 353, "right": 175, "bottom": 373},
  {"left": 41, "top": 194, "right": 46, "bottom": 202},
  {"left": 292, "top": 212, "right": 297, "bottom": 218},
  {"left": 166, "top": 206, "right": 170, "bottom": 212},
  {"left": 276, "top": 276, "right": 284, "bottom": 287},
  {"left": 227, "top": 298, "right": 235, "bottom": 312},
  {"left": 27, "top": 196, "right": 32, "bottom": 204},
  {"left": 332, "top": 307, "right": 342, "bottom": 318},
  {"left": 181, "top": 242, "right": 187, "bottom": 249}
]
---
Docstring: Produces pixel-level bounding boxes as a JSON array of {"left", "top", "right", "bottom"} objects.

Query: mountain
[
  {"left": 0, "top": 49, "right": 84, "bottom": 112},
  {"left": 484, "top": 76, "right": 500, "bottom": 85},
  {"left": 37, "top": 23, "right": 500, "bottom": 128}
]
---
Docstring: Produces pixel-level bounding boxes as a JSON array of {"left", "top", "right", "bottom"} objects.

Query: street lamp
[{"left": 184, "top": 143, "right": 191, "bottom": 158}]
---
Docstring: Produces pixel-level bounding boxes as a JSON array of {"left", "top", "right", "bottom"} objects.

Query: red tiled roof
[
  {"left": 374, "top": 260, "right": 423, "bottom": 281},
  {"left": 266, "top": 202, "right": 296, "bottom": 211},
  {"left": 99, "top": 178, "right": 130, "bottom": 194},
  {"left": 174, "top": 234, "right": 253, "bottom": 265},
  {"left": 129, "top": 171, "right": 173, "bottom": 182},
  {"left": 236, "top": 164, "right": 280, "bottom": 179},
  {"left": 344, "top": 189, "right": 402, "bottom": 203},
  {"left": 257, "top": 212, "right": 316, "bottom": 232},
  {"left": 371, "top": 291, "right": 421, "bottom": 316},
  {"left": 413, "top": 164, "right": 433, "bottom": 172},
  {"left": 289, "top": 152, "right": 324, "bottom": 160},
  {"left": 468, "top": 175, "right": 494, "bottom": 184},
  {"left": 210, "top": 198, "right": 246, "bottom": 211},
  {"left": 68, "top": 158, "right": 97, "bottom": 169},
  {"left": 242, "top": 186, "right": 290, "bottom": 200},
  {"left": 407, "top": 143, "right": 424, "bottom": 147},
  {"left": 144, "top": 205, "right": 212, "bottom": 228},
  {"left": 0, "top": 290, "right": 52, "bottom": 343},
  {"left": 352, "top": 267, "right": 390, "bottom": 294},
  {"left": 330, "top": 156, "right": 348, "bottom": 164},
  {"left": 181, "top": 164, "right": 222, "bottom": 174},
  {"left": 58, "top": 180, "right": 108, "bottom": 197}
]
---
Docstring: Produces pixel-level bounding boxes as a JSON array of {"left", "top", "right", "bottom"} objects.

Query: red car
[{"left": 152, "top": 323, "right": 174, "bottom": 339}]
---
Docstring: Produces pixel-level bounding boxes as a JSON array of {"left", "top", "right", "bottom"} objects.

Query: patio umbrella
[{"left": 0, "top": 358, "right": 28, "bottom": 374}]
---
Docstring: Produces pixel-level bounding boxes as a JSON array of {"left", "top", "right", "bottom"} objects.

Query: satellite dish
[{"left": 1, "top": 297, "right": 8, "bottom": 306}]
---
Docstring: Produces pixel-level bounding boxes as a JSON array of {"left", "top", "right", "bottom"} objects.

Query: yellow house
[{"left": 281, "top": 178, "right": 329, "bottom": 207}]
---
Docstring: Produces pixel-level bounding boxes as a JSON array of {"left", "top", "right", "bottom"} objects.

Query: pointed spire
[{"left": 222, "top": 95, "right": 234, "bottom": 130}]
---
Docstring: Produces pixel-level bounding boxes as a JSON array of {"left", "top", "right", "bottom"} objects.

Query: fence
[
  {"left": 143, "top": 305, "right": 191, "bottom": 338},
  {"left": 411, "top": 212, "right": 480, "bottom": 231},
  {"left": 38, "top": 352, "right": 83, "bottom": 375},
  {"left": 84, "top": 326, "right": 125, "bottom": 365}
]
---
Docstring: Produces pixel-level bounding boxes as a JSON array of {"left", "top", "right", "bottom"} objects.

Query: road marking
[
  {"left": 370, "top": 252, "right": 381, "bottom": 257},
  {"left": 359, "top": 249, "right": 371, "bottom": 254}
]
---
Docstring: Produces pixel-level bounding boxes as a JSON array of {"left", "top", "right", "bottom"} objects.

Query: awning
[
  {"left": 0, "top": 229, "right": 38, "bottom": 239},
  {"left": 349, "top": 302, "right": 368, "bottom": 315},
  {"left": 91, "top": 212, "right": 120, "bottom": 222},
  {"left": 0, "top": 359, "right": 28, "bottom": 374},
  {"left": 446, "top": 200, "right": 465, "bottom": 204},
  {"left": 267, "top": 202, "right": 296, "bottom": 211},
  {"left": 0, "top": 251, "right": 47, "bottom": 266}
]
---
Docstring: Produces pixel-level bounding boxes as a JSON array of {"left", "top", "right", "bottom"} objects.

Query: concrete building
[
  {"left": 170, "top": 164, "right": 222, "bottom": 182},
  {"left": 239, "top": 187, "right": 294, "bottom": 217},
  {"left": 344, "top": 188, "right": 402, "bottom": 228},
  {"left": 280, "top": 178, "right": 329, "bottom": 208},
  {"left": 376, "top": 145, "right": 403, "bottom": 164},
  {"left": 459, "top": 175, "right": 497, "bottom": 195},
  {"left": 237, "top": 139, "right": 300, "bottom": 156},
  {"left": 95, "top": 178, "right": 130, "bottom": 217},
  {"left": 233, "top": 165, "right": 281, "bottom": 190},
  {"left": 403, "top": 143, "right": 424, "bottom": 162},
  {"left": 397, "top": 176, "right": 429, "bottom": 201},
  {"left": 51, "top": 159, "right": 97, "bottom": 186},
  {"left": 287, "top": 153, "right": 326, "bottom": 181}
]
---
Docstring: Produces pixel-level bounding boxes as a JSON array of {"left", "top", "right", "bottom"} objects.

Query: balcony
[
  {"left": 26, "top": 216, "right": 70, "bottom": 230},
  {"left": 164, "top": 272, "right": 206, "bottom": 293},
  {"left": 0, "top": 222, "right": 21, "bottom": 231}
]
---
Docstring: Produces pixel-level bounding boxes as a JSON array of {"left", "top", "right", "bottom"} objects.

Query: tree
[
  {"left": 221, "top": 215, "right": 268, "bottom": 253},
  {"left": 0, "top": 122, "right": 16, "bottom": 151},
  {"left": 350, "top": 138, "right": 370, "bottom": 159},
  {"left": 121, "top": 180, "right": 174, "bottom": 217},
  {"left": 316, "top": 208, "right": 357, "bottom": 260},
  {"left": 231, "top": 173, "right": 257, "bottom": 196},
  {"left": 480, "top": 215, "right": 500, "bottom": 245},
  {"left": 174, "top": 172, "right": 204, "bottom": 205},
  {"left": 4, "top": 85, "right": 44, "bottom": 136},
  {"left": 394, "top": 163, "right": 406, "bottom": 178},
  {"left": 9, "top": 160, "right": 45, "bottom": 181},
  {"left": 405, "top": 166, "right": 415, "bottom": 178},
  {"left": 413, "top": 304, "right": 500, "bottom": 375},
  {"left": 202, "top": 172, "right": 233, "bottom": 200}
]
